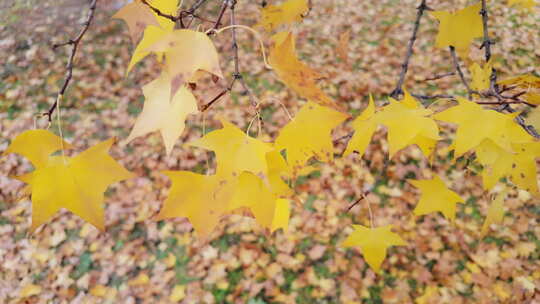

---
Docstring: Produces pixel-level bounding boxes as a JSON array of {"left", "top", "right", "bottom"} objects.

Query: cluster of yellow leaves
[
  {"left": 114, "top": 0, "right": 223, "bottom": 154},
  {"left": 434, "top": 98, "right": 539, "bottom": 193},
  {"left": 5, "top": 0, "right": 539, "bottom": 280}
]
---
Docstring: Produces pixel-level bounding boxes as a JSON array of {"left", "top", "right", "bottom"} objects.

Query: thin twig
[
  {"left": 45, "top": 0, "right": 98, "bottom": 122},
  {"left": 424, "top": 72, "right": 455, "bottom": 81},
  {"left": 412, "top": 93, "right": 454, "bottom": 100},
  {"left": 140, "top": 0, "right": 212, "bottom": 25},
  {"left": 201, "top": 0, "right": 259, "bottom": 112},
  {"left": 449, "top": 46, "right": 476, "bottom": 98},
  {"left": 390, "top": 0, "right": 430, "bottom": 98},
  {"left": 212, "top": 0, "right": 229, "bottom": 30},
  {"left": 478, "top": 0, "right": 539, "bottom": 138}
]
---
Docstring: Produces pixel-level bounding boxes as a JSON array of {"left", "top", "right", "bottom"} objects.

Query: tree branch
[
  {"left": 201, "top": 0, "right": 258, "bottom": 112},
  {"left": 449, "top": 46, "right": 476, "bottom": 98},
  {"left": 390, "top": 0, "right": 430, "bottom": 98},
  {"left": 45, "top": 0, "right": 98, "bottom": 122}
]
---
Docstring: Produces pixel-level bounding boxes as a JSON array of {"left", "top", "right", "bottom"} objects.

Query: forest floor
[{"left": 1, "top": 0, "right": 540, "bottom": 303}]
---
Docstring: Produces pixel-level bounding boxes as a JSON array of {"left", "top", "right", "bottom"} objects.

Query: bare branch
[
  {"left": 449, "top": 46, "right": 477, "bottom": 98},
  {"left": 45, "top": 0, "right": 98, "bottom": 121},
  {"left": 424, "top": 72, "right": 455, "bottom": 81},
  {"left": 201, "top": 0, "right": 258, "bottom": 112},
  {"left": 390, "top": 0, "right": 430, "bottom": 99}
]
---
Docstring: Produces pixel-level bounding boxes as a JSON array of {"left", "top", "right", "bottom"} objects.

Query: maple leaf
[
  {"left": 375, "top": 91, "right": 441, "bottom": 157},
  {"left": 124, "top": 71, "right": 198, "bottom": 155},
  {"left": 409, "top": 175, "right": 464, "bottom": 222},
  {"left": 146, "top": 29, "right": 223, "bottom": 98},
  {"left": 265, "top": 149, "right": 294, "bottom": 197},
  {"left": 481, "top": 193, "right": 506, "bottom": 237},
  {"left": 346, "top": 92, "right": 440, "bottom": 158},
  {"left": 476, "top": 140, "right": 540, "bottom": 193},
  {"left": 341, "top": 225, "right": 407, "bottom": 273},
  {"left": 229, "top": 172, "right": 288, "bottom": 232},
  {"left": 337, "top": 30, "right": 351, "bottom": 65},
  {"left": 4, "top": 130, "right": 134, "bottom": 232},
  {"left": 431, "top": 3, "right": 483, "bottom": 56},
  {"left": 271, "top": 198, "right": 291, "bottom": 233},
  {"left": 256, "top": 0, "right": 309, "bottom": 32},
  {"left": 275, "top": 101, "right": 348, "bottom": 171},
  {"left": 433, "top": 98, "right": 531, "bottom": 156},
  {"left": 344, "top": 95, "right": 377, "bottom": 157},
  {"left": 127, "top": 25, "right": 169, "bottom": 74},
  {"left": 189, "top": 118, "right": 274, "bottom": 177},
  {"left": 112, "top": 0, "right": 160, "bottom": 43},
  {"left": 507, "top": 0, "right": 537, "bottom": 10},
  {"left": 469, "top": 60, "right": 492, "bottom": 92},
  {"left": 157, "top": 171, "right": 236, "bottom": 237},
  {"left": 3, "top": 129, "right": 73, "bottom": 169},
  {"left": 269, "top": 32, "right": 336, "bottom": 107},
  {"left": 498, "top": 74, "right": 540, "bottom": 89}
]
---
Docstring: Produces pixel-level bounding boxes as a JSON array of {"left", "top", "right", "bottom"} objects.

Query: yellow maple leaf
[
  {"left": 523, "top": 93, "right": 540, "bottom": 105},
  {"left": 229, "top": 172, "right": 290, "bottom": 232},
  {"left": 269, "top": 32, "right": 336, "bottom": 107},
  {"left": 433, "top": 98, "right": 531, "bottom": 156},
  {"left": 124, "top": 71, "right": 198, "bottom": 155},
  {"left": 127, "top": 25, "right": 169, "bottom": 74},
  {"left": 476, "top": 140, "right": 540, "bottom": 193},
  {"left": 271, "top": 198, "right": 291, "bottom": 233},
  {"left": 481, "top": 193, "right": 506, "bottom": 237},
  {"left": 112, "top": 0, "right": 160, "bottom": 43},
  {"left": 498, "top": 74, "right": 540, "bottom": 89},
  {"left": 256, "top": 0, "right": 309, "bottom": 32},
  {"left": 157, "top": 171, "right": 236, "bottom": 237},
  {"left": 344, "top": 95, "right": 377, "bottom": 157},
  {"left": 189, "top": 118, "right": 274, "bottom": 177},
  {"left": 265, "top": 149, "right": 294, "bottom": 197},
  {"left": 431, "top": 3, "right": 483, "bottom": 56},
  {"left": 3, "top": 129, "right": 73, "bottom": 169},
  {"left": 409, "top": 175, "right": 464, "bottom": 222},
  {"left": 19, "top": 283, "right": 41, "bottom": 298},
  {"left": 341, "top": 225, "right": 406, "bottom": 273},
  {"left": 469, "top": 60, "right": 492, "bottom": 92},
  {"left": 4, "top": 131, "right": 134, "bottom": 232},
  {"left": 507, "top": 0, "right": 537, "bottom": 10},
  {"left": 147, "top": 29, "right": 223, "bottom": 97},
  {"left": 375, "top": 91, "right": 441, "bottom": 157},
  {"left": 275, "top": 101, "right": 348, "bottom": 171},
  {"left": 415, "top": 285, "right": 439, "bottom": 304}
]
